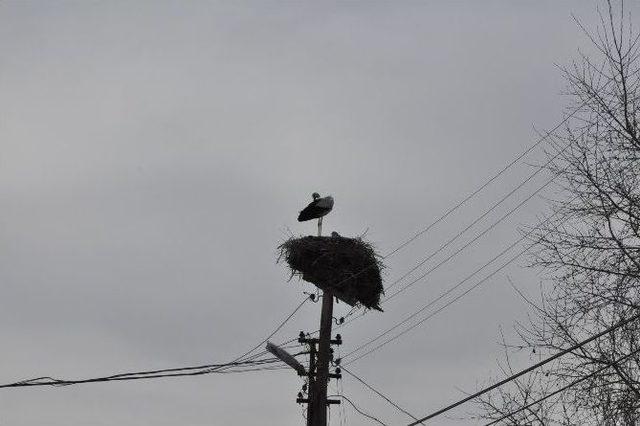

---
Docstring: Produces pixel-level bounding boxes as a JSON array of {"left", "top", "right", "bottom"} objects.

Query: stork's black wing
[
  {"left": 298, "top": 200, "right": 325, "bottom": 221},
  {"left": 298, "top": 196, "right": 334, "bottom": 221}
]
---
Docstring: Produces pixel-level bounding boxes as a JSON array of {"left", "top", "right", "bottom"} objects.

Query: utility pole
[
  {"left": 298, "top": 329, "right": 342, "bottom": 426},
  {"left": 311, "top": 289, "right": 334, "bottom": 426},
  {"left": 297, "top": 332, "right": 317, "bottom": 426},
  {"left": 312, "top": 214, "right": 334, "bottom": 426}
]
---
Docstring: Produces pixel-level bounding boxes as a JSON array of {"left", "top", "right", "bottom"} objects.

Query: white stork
[{"left": 298, "top": 192, "right": 334, "bottom": 236}]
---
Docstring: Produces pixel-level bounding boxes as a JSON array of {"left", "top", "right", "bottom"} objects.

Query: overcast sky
[{"left": 2, "top": 1, "right": 638, "bottom": 425}]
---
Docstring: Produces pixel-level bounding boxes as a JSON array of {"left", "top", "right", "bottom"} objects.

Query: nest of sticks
[{"left": 278, "top": 235, "right": 384, "bottom": 311}]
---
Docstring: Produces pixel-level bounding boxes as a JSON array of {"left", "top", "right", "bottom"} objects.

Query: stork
[{"left": 298, "top": 192, "right": 334, "bottom": 236}]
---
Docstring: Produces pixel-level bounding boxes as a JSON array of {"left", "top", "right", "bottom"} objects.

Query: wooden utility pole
[
  {"left": 298, "top": 329, "right": 341, "bottom": 426},
  {"left": 311, "top": 288, "right": 334, "bottom": 426},
  {"left": 306, "top": 342, "right": 316, "bottom": 426}
]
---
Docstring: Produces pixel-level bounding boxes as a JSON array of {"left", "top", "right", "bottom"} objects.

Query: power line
[
  {"left": 382, "top": 106, "right": 579, "bottom": 261},
  {"left": 341, "top": 140, "right": 569, "bottom": 325},
  {"left": 340, "top": 365, "right": 424, "bottom": 424},
  {"left": 344, "top": 244, "right": 532, "bottom": 366},
  {"left": 347, "top": 199, "right": 577, "bottom": 365},
  {"left": 341, "top": 148, "right": 573, "bottom": 363},
  {"left": 384, "top": 140, "right": 567, "bottom": 296},
  {"left": 307, "top": 212, "right": 556, "bottom": 368},
  {"left": 0, "top": 358, "right": 285, "bottom": 389},
  {"left": 213, "top": 295, "right": 311, "bottom": 374},
  {"left": 342, "top": 196, "right": 565, "bottom": 362},
  {"left": 338, "top": 175, "right": 553, "bottom": 329},
  {"left": 328, "top": 394, "right": 389, "bottom": 426},
  {"left": 227, "top": 296, "right": 311, "bottom": 365},
  {"left": 334, "top": 87, "right": 603, "bottom": 327},
  {"left": 482, "top": 346, "right": 640, "bottom": 426},
  {"left": 384, "top": 174, "right": 556, "bottom": 303},
  {"left": 0, "top": 297, "right": 311, "bottom": 390},
  {"left": 407, "top": 309, "right": 640, "bottom": 425},
  {"left": 344, "top": 238, "right": 528, "bottom": 362}
]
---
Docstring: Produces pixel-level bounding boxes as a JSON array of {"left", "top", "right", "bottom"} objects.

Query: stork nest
[{"left": 278, "top": 235, "right": 384, "bottom": 311}]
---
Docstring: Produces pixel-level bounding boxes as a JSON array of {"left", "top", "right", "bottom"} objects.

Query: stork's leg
[{"left": 318, "top": 217, "right": 323, "bottom": 237}]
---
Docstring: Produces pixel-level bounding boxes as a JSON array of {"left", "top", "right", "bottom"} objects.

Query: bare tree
[{"left": 476, "top": 2, "right": 640, "bottom": 424}]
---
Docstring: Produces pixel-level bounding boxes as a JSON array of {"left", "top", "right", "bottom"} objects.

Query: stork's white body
[{"left": 297, "top": 193, "right": 334, "bottom": 236}]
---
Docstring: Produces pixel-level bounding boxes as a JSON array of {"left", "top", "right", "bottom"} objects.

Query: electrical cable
[
  {"left": 335, "top": 173, "right": 555, "bottom": 329},
  {"left": 0, "top": 297, "right": 311, "bottom": 390},
  {"left": 407, "top": 309, "right": 640, "bottom": 425},
  {"left": 384, "top": 140, "right": 568, "bottom": 296},
  {"left": 344, "top": 243, "right": 540, "bottom": 366},
  {"left": 328, "top": 394, "right": 389, "bottom": 426},
  {"left": 384, "top": 174, "right": 556, "bottom": 303},
  {"left": 340, "top": 366, "right": 424, "bottom": 424},
  {"left": 0, "top": 358, "right": 286, "bottom": 389},
  {"left": 228, "top": 296, "right": 310, "bottom": 363},
  {"left": 214, "top": 295, "right": 311, "bottom": 373},
  {"left": 482, "top": 346, "right": 640, "bottom": 426},
  {"left": 342, "top": 196, "right": 566, "bottom": 361},
  {"left": 341, "top": 140, "right": 569, "bottom": 325},
  {"left": 382, "top": 106, "right": 579, "bottom": 261}
]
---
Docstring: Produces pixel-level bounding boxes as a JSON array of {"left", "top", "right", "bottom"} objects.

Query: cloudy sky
[{"left": 2, "top": 1, "right": 638, "bottom": 425}]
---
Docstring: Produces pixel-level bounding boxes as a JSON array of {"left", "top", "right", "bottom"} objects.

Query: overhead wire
[
  {"left": 315, "top": 168, "right": 557, "bottom": 335},
  {"left": 0, "top": 297, "right": 311, "bottom": 390},
  {"left": 344, "top": 242, "right": 540, "bottom": 366},
  {"left": 384, "top": 141, "right": 567, "bottom": 296},
  {"left": 223, "top": 296, "right": 311, "bottom": 365},
  {"left": 342, "top": 190, "right": 567, "bottom": 362},
  {"left": 213, "top": 295, "right": 311, "bottom": 374},
  {"left": 316, "top": 83, "right": 605, "bottom": 328},
  {"left": 347, "top": 235, "right": 556, "bottom": 365},
  {"left": 340, "top": 131, "right": 572, "bottom": 326},
  {"left": 340, "top": 134, "right": 577, "bottom": 364},
  {"left": 384, "top": 174, "right": 557, "bottom": 303},
  {"left": 328, "top": 394, "right": 389, "bottom": 426},
  {"left": 0, "top": 358, "right": 286, "bottom": 389},
  {"left": 381, "top": 106, "right": 579, "bottom": 261},
  {"left": 482, "top": 346, "right": 640, "bottom": 425},
  {"left": 406, "top": 309, "right": 640, "bottom": 425},
  {"left": 340, "top": 365, "right": 424, "bottom": 424}
]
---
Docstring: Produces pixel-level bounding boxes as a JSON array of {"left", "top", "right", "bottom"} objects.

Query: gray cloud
[{"left": 1, "top": 1, "right": 636, "bottom": 424}]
